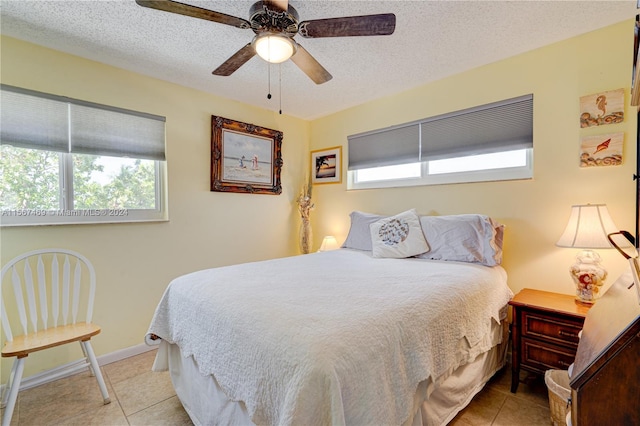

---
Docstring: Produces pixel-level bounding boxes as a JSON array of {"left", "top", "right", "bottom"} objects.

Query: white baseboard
[
  {"left": 1, "top": 343, "right": 156, "bottom": 393},
  {"left": 97, "top": 342, "right": 156, "bottom": 366}
]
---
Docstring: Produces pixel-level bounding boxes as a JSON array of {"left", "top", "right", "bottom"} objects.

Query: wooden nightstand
[{"left": 509, "top": 288, "right": 591, "bottom": 393}]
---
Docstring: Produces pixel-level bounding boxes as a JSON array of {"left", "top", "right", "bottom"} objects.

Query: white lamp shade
[
  {"left": 253, "top": 33, "right": 296, "bottom": 64},
  {"left": 318, "top": 236, "right": 340, "bottom": 252},
  {"left": 556, "top": 204, "right": 618, "bottom": 248}
]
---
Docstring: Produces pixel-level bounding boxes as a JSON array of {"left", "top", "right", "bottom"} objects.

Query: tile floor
[{"left": 1, "top": 349, "right": 553, "bottom": 425}]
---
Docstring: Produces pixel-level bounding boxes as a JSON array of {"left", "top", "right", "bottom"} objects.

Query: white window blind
[
  {"left": 347, "top": 94, "right": 533, "bottom": 169},
  {"left": 420, "top": 95, "right": 533, "bottom": 161},
  {"left": 0, "top": 84, "right": 166, "bottom": 161},
  {"left": 347, "top": 124, "right": 420, "bottom": 170},
  {"left": 0, "top": 90, "right": 69, "bottom": 152}
]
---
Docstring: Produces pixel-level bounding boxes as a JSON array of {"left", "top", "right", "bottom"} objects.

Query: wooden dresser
[
  {"left": 509, "top": 288, "right": 590, "bottom": 393},
  {"left": 569, "top": 272, "right": 640, "bottom": 426}
]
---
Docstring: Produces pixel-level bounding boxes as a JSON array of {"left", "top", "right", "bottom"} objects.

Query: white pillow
[
  {"left": 417, "top": 214, "right": 504, "bottom": 266},
  {"left": 341, "top": 211, "right": 385, "bottom": 251},
  {"left": 370, "top": 209, "right": 430, "bottom": 258}
]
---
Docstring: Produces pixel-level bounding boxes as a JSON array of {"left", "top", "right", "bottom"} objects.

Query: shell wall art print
[{"left": 579, "top": 133, "right": 623, "bottom": 167}]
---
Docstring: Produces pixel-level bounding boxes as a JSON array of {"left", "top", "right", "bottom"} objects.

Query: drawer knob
[{"left": 558, "top": 330, "right": 577, "bottom": 338}]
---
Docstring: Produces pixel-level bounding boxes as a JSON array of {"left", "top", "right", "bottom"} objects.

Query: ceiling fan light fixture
[{"left": 253, "top": 33, "right": 297, "bottom": 64}]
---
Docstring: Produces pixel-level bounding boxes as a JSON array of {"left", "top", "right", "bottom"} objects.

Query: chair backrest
[{"left": 1, "top": 249, "right": 96, "bottom": 342}]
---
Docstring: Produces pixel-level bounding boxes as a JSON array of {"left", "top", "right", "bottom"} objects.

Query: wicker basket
[{"left": 545, "top": 369, "right": 571, "bottom": 426}]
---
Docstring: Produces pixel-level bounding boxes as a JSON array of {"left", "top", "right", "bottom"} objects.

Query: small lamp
[
  {"left": 253, "top": 33, "right": 297, "bottom": 64},
  {"left": 556, "top": 204, "right": 618, "bottom": 304},
  {"left": 318, "top": 236, "right": 340, "bottom": 252}
]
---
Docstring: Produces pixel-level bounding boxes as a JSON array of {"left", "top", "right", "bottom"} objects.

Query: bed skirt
[{"left": 152, "top": 320, "right": 508, "bottom": 426}]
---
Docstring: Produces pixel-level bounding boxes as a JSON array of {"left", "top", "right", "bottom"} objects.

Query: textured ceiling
[{"left": 1, "top": 1, "right": 637, "bottom": 120}]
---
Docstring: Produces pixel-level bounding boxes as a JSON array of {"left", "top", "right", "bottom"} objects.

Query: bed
[{"left": 146, "top": 210, "right": 513, "bottom": 425}]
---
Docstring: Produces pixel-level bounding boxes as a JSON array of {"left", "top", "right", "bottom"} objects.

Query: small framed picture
[
  {"left": 311, "top": 146, "right": 342, "bottom": 185},
  {"left": 211, "top": 115, "right": 283, "bottom": 195}
]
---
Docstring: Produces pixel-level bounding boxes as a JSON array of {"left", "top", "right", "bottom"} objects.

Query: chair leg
[
  {"left": 80, "top": 340, "right": 110, "bottom": 404},
  {"left": 1, "top": 357, "right": 25, "bottom": 426},
  {"left": 0, "top": 359, "right": 18, "bottom": 409},
  {"left": 79, "top": 342, "right": 95, "bottom": 377}
]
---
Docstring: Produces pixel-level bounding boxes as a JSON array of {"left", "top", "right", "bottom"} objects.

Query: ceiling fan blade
[
  {"left": 212, "top": 44, "right": 256, "bottom": 76},
  {"left": 299, "top": 13, "right": 396, "bottom": 38},
  {"left": 135, "top": 0, "right": 250, "bottom": 29},
  {"left": 290, "top": 44, "right": 332, "bottom": 85},
  {"left": 262, "top": 0, "right": 289, "bottom": 13}
]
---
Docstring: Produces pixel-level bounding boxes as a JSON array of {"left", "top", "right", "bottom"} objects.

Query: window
[
  {"left": 0, "top": 85, "right": 167, "bottom": 226},
  {"left": 347, "top": 95, "right": 533, "bottom": 190}
]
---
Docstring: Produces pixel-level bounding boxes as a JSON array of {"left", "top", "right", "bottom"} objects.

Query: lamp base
[
  {"left": 569, "top": 250, "right": 607, "bottom": 305},
  {"left": 569, "top": 250, "right": 607, "bottom": 304}
]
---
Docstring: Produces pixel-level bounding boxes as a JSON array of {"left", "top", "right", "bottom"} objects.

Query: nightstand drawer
[
  {"left": 521, "top": 337, "right": 576, "bottom": 372},
  {"left": 521, "top": 311, "right": 583, "bottom": 347}
]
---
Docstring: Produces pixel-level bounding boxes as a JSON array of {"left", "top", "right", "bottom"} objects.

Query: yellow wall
[
  {"left": 0, "top": 36, "right": 310, "bottom": 377},
  {"left": 309, "top": 20, "right": 637, "bottom": 296}
]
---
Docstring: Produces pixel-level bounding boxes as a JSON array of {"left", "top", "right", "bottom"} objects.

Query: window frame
[
  {"left": 1, "top": 150, "right": 167, "bottom": 227},
  {"left": 348, "top": 148, "right": 533, "bottom": 190}
]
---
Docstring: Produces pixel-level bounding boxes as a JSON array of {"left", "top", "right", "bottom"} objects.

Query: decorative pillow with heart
[{"left": 370, "top": 209, "right": 430, "bottom": 258}]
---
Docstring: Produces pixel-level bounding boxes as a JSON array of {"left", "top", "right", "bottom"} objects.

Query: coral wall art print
[
  {"left": 579, "top": 133, "right": 623, "bottom": 167},
  {"left": 579, "top": 89, "right": 624, "bottom": 128}
]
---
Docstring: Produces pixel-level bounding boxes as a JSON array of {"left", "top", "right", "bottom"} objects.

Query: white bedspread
[{"left": 146, "top": 249, "right": 512, "bottom": 426}]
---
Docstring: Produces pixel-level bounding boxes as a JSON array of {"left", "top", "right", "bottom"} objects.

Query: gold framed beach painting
[
  {"left": 211, "top": 115, "right": 283, "bottom": 195},
  {"left": 311, "top": 146, "right": 342, "bottom": 185},
  {"left": 579, "top": 133, "right": 623, "bottom": 167}
]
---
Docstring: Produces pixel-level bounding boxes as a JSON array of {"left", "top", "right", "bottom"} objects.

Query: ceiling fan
[{"left": 135, "top": 0, "right": 396, "bottom": 84}]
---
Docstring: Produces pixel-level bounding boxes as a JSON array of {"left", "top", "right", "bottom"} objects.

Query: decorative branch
[
  {"left": 297, "top": 176, "right": 314, "bottom": 254},
  {"left": 297, "top": 175, "right": 314, "bottom": 220}
]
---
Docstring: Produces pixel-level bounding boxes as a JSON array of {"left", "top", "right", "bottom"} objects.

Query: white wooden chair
[{"left": 0, "top": 249, "right": 110, "bottom": 426}]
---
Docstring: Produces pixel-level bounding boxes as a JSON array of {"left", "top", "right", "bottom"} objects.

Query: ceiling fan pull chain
[
  {"left": 267, "top": 62, "right": 272, "bottom": 100},
  {"left": 279, "top": 63, "right": 282, "bottom": 115}
]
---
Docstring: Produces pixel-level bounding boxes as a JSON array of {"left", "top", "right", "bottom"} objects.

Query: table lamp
[
  {"left": 556, "top": 204, "right": 618, "bottom": 304},
  {"left": 318, "top": 236, "right": 340, "bottom": 252}
]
